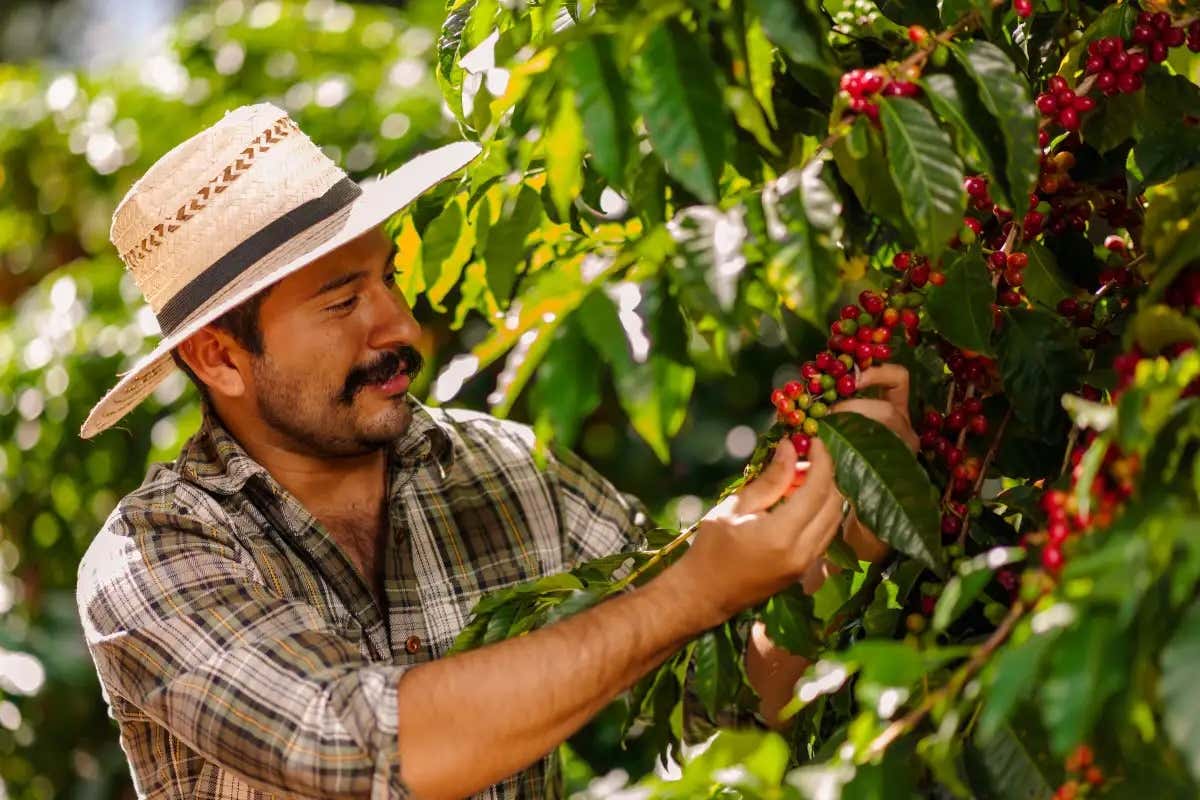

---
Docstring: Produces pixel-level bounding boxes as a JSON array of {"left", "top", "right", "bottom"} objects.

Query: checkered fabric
[{"left": 77, "top": 397, "right": 653, "bottom": 799}]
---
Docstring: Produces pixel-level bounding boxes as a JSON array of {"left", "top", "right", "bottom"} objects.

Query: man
[{"left": 76, "top": 104, "right": 915, "bottom": 799}]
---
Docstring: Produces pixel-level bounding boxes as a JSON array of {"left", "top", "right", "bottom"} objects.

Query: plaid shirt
[{"left": 77, "top": 397, "right": 652, "bottom": 800}]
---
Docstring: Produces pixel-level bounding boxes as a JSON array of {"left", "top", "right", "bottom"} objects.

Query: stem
[
  {"left": 610, "top": 521, "right": 699, "bottom": 593},
  {"left": 956, "top": 406, "right": 1013, "bottom": 546},
  {"left": 865, "top": 600, "right": 1026, "bottom": 760}
]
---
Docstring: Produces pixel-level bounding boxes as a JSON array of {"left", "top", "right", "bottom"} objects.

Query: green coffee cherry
[{"left": 984, "top": 602, "right": 1008, "bottom": 625}]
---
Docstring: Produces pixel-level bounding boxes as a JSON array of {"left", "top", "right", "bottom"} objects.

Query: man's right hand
[{"left": 679, "top": 438, "right": 845, "bottom": 626}]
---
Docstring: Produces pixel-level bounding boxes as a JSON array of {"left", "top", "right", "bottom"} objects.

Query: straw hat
[{"left": 80, "top": 103, "right": 480, "bottom": 439}]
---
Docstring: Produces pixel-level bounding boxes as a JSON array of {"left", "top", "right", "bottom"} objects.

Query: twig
[
  {"left": 865, "top": 600, "right": 1025, "bottom": 759},
  {"left": 957, "top": 406, "right": 1013, "bottom": 545},
  {"left": 610, "top": 521, "right": 699, "bottom": 593}
]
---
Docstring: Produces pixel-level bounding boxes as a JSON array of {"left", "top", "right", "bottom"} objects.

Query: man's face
[{"left": 244, "top": 224, "right": 424, "bottom": 458}]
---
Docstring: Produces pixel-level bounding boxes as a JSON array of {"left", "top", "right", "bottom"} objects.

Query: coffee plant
[{"left": 395, "top": 0, "right": 1200, "bottom": 796}]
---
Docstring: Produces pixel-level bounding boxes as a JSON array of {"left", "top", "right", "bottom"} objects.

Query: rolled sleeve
[{"left": 77, "top": 509, "right": 411, "bottom": 799}]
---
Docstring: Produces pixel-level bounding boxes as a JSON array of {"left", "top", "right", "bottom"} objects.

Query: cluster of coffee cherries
[
  {"left": 1112, "top": 267, "right": 1200, "bottom": 394},
  {"left": 919, "top": 346, "right": 1000, "bottom": 538},
  {"left": 1039, "top": 12, "right": 1197, "bottom": 134},
  {"left": 1053, "top": 744, "right": 1106, "bottom": 800},
  {"left": 838, "top": 68, "right": 920, "bottom": 123},
  {"left": 890, "top": 250, "right": 945, "bottom": 289},
  {"left": 771, "top": 290, "right": 916, "bottom": 457},
  {"left": 1035, "top": 75, "right": 1096, "bottom": 132},
  {"left": 1130, "top": 11, "right": 1200, "bottom": 60},
  {"left": 1083, "top": 36, "right": 1152, "bottom": 98},
  {"left": 1037, "top": 431, "right": 1138, "bottom": 573}
]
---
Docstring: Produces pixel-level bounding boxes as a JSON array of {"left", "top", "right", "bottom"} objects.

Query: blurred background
[{"left": 0, "top": 1, "right": 799, "bottom": 797}]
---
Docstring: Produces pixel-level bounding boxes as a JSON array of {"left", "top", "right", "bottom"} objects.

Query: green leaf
[
  {"left": 873, "top": 0, "right": 940, "bottom": 29},
  {"left": 482, "top": 184, "right": 544, "bottom": 302},
  {"left": 693, "top": 625, "right": 744, "bottom": 718},
  {"left": 615, "top": 355, "right": 695, "bottom": 463},
  {"left": 1130, "top": 304, "right": 1200, "bottom": 356},
  {"left": 979, "top": 631, "right": 1057, "bottom": 740},
  {"left": 1129, "top": 73, "right": 1200, "bottom": 187},
  {"left": 922, "top": 72, "right": 1006, "bottom": 203},
  {"left": 567, "top": 35, "right": 634, "bottom": 187},
  {"left": 880, "top": 96, "right": 966, "bottom": 260},
  {"left": 421, "top": 196, "right": 476, "bottom": 312},
  {"left": 544, "top": 87, "right": 586, "bottom": 221},
  {"left": 819, "top": 412, "right": 945, "bottom": 573},
  {"left": 1041, "top": 610, "right": 1129, "bottom": 754},
  {"left": 725, "top": 86, "right": 780, "bottom": 155},
  {"left": 1143, "top": 168, "right": 1200, "bottom": 296},
  {"left": 763, "top": 162, "right": 842, "bottom": 326},
  {"left": 1020, "top": 242, "right": 1073, "bottom": 311},
  {"left": 541, "top": 588, "right": 605, "bottom": 624},
  {"left": 833, "top": 116, "right": 911, "bottom": 238},
  {"left": 631, "top": 22, "right": 730, "bottom": 204},
  {"left": 762, "top": 585, "right": 822, "bottom": 658},
  {"left": 530, "top": 323, "right": 602, "bottom": 450},
  {"left": 950, "top": 40, "right": 1040, "bottom": 211},
  {"left": 932, "top": 547, "right": 1024, "bottom": 632},
  {"left": 669, "top": 205, "right": 746, "bottom": 320},
  {"left": 1080, "top": 89, "right": 1144, "bottom": 154},
  {"left": 938, "top": 0, "right": 992, "bottom": 26},
  {"left": 844, "top": 640, "right": 966, "bottom": 710},
  {"left": 749, "top": 0, "right": 837, "bottom": 102},
  {"left": 1116, "top": 351, "right": 1200, "bottom": 453},
  {"left": 924, "top": 250, "right": 996, "bottom": 356},
  {"left": 965, "top": 714, "right": 1060, "bottom": 800},
  {"left": 1162, "top": 595, "right": 1200, "bottom": 784},
  {"left": 744, "top": 13, "right": 777, "bottom": 126},
  {"left": 576, "top": 290, "right": 635, "bottom": 369},
  {"left": 996, "top": 309, "right": 1086, "bottom": 438}
]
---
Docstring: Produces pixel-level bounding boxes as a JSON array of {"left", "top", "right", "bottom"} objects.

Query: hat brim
[{"left": 80, "top": 140, "right": 481, "bottom": 439}]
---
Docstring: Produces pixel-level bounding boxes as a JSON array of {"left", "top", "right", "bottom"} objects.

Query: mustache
[{"left": 337, "top": 345, "right": 424, "bottom": 405}]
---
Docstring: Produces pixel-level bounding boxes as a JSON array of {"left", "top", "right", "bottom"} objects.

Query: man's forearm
[{"left": 395, "top": 561, "right": 720, "bottom": 799}]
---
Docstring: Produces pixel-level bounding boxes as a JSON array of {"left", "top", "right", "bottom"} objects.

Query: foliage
[{"left": 394, "top": 0, "right": 1200, "bottom": 796}]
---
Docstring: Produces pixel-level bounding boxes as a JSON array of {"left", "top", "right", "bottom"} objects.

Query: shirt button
[{"left": 405, "top": 635, "right": 421, "bottom": 654}]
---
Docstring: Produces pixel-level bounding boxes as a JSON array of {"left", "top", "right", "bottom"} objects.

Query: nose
[{"left": 365, "top": 280, "right": 422, "bottom": 351}]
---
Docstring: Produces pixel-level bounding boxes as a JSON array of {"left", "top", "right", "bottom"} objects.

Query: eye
[
  {"left": 383, "top": 269, "right": 398, "bottom": 288},
  {"left": 326, "top": 296, "right": 358, "bottom": 313}
]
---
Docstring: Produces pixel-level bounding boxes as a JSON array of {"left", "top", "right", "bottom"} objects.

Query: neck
[{"left": 212, "top": 405, "right": 389, "bottom": 517}]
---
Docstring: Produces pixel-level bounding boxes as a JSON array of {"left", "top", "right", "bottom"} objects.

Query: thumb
[
  {"left": 731, "top": 437, "right": 796, "bottom": 515},
  {"left": 779, "top": 438, "right": 837, "bottom": 517}
]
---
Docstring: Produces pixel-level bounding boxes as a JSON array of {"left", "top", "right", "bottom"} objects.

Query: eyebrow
[
  {"left": 311, "top": 270, "right": 366, "bottom": 298},
  {"left": 310, "top": 241, "right": 399, "bottom": 299}
]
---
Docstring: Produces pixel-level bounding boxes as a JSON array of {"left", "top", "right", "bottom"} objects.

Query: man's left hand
[{"left": 832, "top": 364, "right": 918, "bottom": 560}]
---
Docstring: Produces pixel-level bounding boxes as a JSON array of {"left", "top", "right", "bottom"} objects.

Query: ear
[{"left": 176, "top": 327, "right": 250, "bottom": 400}]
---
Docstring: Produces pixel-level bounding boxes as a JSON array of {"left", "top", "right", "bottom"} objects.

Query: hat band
[{"left": 155, "top": 176, "right": 363, "bottom": 335}]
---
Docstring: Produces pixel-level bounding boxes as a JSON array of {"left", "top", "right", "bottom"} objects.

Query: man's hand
[
  {"left": 833, "top": 363, "right": 919, "bottom": 452},
  {"left": 679, "top": 438, "right": 845, "bottom": 627},
  {"left": 828, "top": 363, "right": 920, "bottom": 561}
]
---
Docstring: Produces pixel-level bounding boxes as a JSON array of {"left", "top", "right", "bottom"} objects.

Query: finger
[
  {"left": 855, "top": 365, "right": 910, "bottom": 413},
  {"left": 776, "top": 439, "right": 836, "bottom": 519},
  {"left": 730, "top": 437, "right": 796, "bottom": 515},
  {"left": 794, "top": 490, "right": 846, "bottom": 562},
  {"left": 831, "top": 399, "right": 918, "bottom": 449},
  {"left": 831, "top": 398, "right": 903, "bottom": 428}
]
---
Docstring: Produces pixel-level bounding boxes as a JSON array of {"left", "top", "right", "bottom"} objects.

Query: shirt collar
[{"left": 178, "top": 396, "right": 455, "bottom": 496}]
